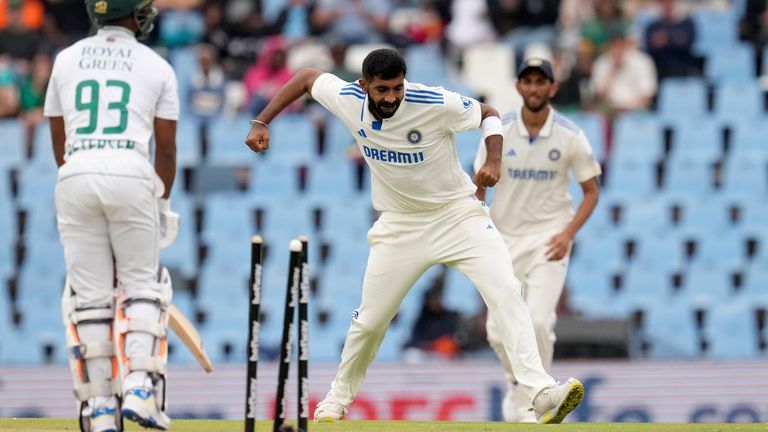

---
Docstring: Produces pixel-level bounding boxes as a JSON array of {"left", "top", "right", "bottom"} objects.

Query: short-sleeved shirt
[
  {"left": 474, "top": 106, "right": 601, "bottom": 236},
  {"left": 311, "top": 73, "right": 481, "bottom": 213},
  {"left": 44, "top": 26, "right": 179, "bottom": 166}
]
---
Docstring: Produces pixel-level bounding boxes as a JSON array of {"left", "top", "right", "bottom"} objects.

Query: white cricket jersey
[
  {"left": 474, "top": 106, "right": 601, "bottom": 236},
  {"left": 44, "top": 26, "right": 179, "bottom": 167},
  {"left": 311, "top": 73, "right": 481, "bottom": 212}
]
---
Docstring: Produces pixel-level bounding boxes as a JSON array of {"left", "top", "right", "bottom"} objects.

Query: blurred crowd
[{"left": 2, "top": 0, "right": 767, "bottom": 130}]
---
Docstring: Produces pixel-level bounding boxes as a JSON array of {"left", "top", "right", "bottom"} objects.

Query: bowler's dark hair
[{"left": 362, "top": 49, "right": 407, "bottom": 81}]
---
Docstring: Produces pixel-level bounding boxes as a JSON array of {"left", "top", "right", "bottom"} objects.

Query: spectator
[
  {"left": 243, "top": 36, "right": 297, "bottom": 116},
  {"left": 552, "top": 43, "right": 595, "bottom": 111},
  {"left": 740, "top": 0, "right": 768, "bottom": 72},
  {"left": 0, "top": 55, "right": 19, "bottom": 117},
  {"left": 492, "top": 0, "right": 561, "bottom": 56},
  {"left": 42, "top": 0, "right": 91, "bottom": 50},
  {"left": 580, "top": 0, "right": 625, "bottom": 58},
  {"left": 444, "top": 0, "right": 496, "bottom": 53},
  {"left": 591, "top": 26, "right": 657, "bottom": 114},
  {"left": 644, "top": 0, "right": 701, "bottom": 80},
  {"left": 310, "top": 0, "right": 389, "bottom": 45},
  {"left": 329, "top": 40, "right": 358, "bottom": 82},
  {"left": 403, "top": 285, "right": 462, "bottom": 360},
  {"left": 18, "top": 52, "right": 51, "bottom": 158},
  {"left": 189, "top": 44, "right": 226, "bottom": 122},
  {"left": 0, "top": 1, "right": 45, "bottom": 61},
  {"left": 203, "top": 0, "right": 286, "bottom": 79},
  {"left": 282, "top": 0, "right": 317, "bottom": 41}
]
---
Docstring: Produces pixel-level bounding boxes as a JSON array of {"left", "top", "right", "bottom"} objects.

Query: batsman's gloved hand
[{"left": 158, "top": 198, "right": 179, "bottom": 249}]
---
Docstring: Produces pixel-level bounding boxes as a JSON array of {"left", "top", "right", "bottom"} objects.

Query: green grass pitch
[{"left": 0, "top": 419, "right": 766, "bottom": 431}]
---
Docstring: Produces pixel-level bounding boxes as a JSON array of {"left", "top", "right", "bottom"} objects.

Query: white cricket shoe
[
  {"left": 313, "top": 400, "right": 348, "bottom": 422},
  {"left": 89, "top": 404, "right": 118, "bottom": 432},
  {"left": 501, "top": 388, "right": 536, "bottom": 423},
  {"left": 121, "top": 388, "right": 171, "bottom": 430},
  {"left": 532, "top": 378, "right": 584, "bottom": 424}
]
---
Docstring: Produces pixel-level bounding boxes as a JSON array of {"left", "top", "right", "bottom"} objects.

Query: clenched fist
[
  {"left": 473, "top": 160, "right": 501, "bottom": 188},
  {"left": 245, "top": 122, "right": 270, "bottom": 153}
]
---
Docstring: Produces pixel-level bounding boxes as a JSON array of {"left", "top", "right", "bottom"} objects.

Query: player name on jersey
[
  {"left": 66, "top": 138, "right": 137, "bottom": 156},
  {"left": 78, "top": 46, "right": 136, "bottom": 72}
]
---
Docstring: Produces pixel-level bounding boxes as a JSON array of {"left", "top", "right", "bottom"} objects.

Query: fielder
[
  {"left": 474, "top": 58, "right": 601, "bottom": 422},
  {"left": 44, "top": 1, "right": 179, "bottom": 430},
  {"left": 245, "top": 48, "right": 585, "bottom": 424}
]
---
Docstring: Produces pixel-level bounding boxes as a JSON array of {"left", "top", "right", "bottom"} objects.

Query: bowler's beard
[
  {"left": 524, "top": 99, "right": 548, "bottom": 113},
  {"left": 369, "top": 99, "right": 401, "bottom": 119}
]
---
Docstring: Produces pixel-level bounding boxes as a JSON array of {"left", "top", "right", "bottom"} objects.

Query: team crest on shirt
[
  {"left": 406, "top": 129, "right": 423, "bottom": 144},
  {"left": 461, "top": 96, "right": 473, "bottom": 109},
  {"left": 549, "top": 149, "right": 561, "bottom": 161}
]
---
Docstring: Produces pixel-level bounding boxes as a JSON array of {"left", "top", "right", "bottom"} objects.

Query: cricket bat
[{"left": 168, "top": 304, "right": 214, "bottom": 373}]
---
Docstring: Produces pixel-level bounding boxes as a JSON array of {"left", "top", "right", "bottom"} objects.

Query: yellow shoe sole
[{"left": 538, "top": 379, "right": 585, "bottom": 424}]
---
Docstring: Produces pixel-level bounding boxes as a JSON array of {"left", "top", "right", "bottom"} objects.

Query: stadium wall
[{"left": 0, "top": 360, "right": 766, "bottom": 423}]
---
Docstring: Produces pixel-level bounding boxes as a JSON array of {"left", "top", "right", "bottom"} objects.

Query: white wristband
[{"left": 481, "top": 116, "right": 503, "bottom": 140}]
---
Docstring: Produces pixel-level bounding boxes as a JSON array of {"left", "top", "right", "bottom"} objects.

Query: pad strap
[
  {"left": 116, "top": 318, "right": 166, "bottom": 338},
  {"left": 74, "top": 381, "right": 120, "bottom": 402},
  {"left": 68, "top": 341, "right": 115, "bottom": 360},
  {"left": 70, "top": 307, "right": 114, "bottom": 324}
]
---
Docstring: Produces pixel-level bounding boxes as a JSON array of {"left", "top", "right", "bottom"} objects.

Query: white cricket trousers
[
  {"left": 325, "top": 196, "right": 557, "bottom": 407},
  {"left": 487, "top": 227, "right": 571, "bottom": 377},
  {"left": 55, "top": 154, "right": 163, "bottom": 309}
]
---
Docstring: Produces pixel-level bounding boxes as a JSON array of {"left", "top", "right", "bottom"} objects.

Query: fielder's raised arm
[{"left": 244, "top": 68, "right": 324, "bottom": 153}]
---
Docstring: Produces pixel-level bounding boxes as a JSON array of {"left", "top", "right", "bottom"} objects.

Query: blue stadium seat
[
  {"left": 248, "top": 158, "right": 302, "bottom": 198},
  {"left": 704, "top": 44, "right": 755, "bottom": 83},
  {"left": 17, "top": 159, "right": 58, "bottom": 208},
  {"left": 267, "top": 114, "right": 318, "bottom": 165},
  {"left": 0, "top": 120, "right": 24, "bottom": 170},
  {"left": 729, "top": 120, "right": 768, "bottom": 157},
  {"left": 688, "top": 230, "right": 746, "bottom": 268},
  {"left": 722, "top": 152, "right": 768, "bottom": 197},
  {"left": 664, "top": 158, "right": 715, "bottom": 195},
  {"left": 257, "top": 199, "right": 314, "bottom": 238},
  {"left": 713, "top": 81, "right": 763, "bottom": 123},
  {"left": 200, "top": 193, "right": 255, "bottom": 244},
  {"left": 175, "top": 116, "right": 202, "bottom": 166},
  {"left": 1, "top": 327, "right": 68, "bottom": 365},
  {"left": 631, "top": 233, "right": 684, "bottom": 269},
  {"left": 15, "top": 267, "right": 66, "bottom": 334},
  {"left": 29, "top": 123, "right": 57, "bottom": 168},
  {"left": 669, "top": 194, "right": 734, "bottom": 235},
  {"left": 570, "top": 111, "right": 606, "bottom": 162},
  {"left": 691, "top": 9, "right": 739, "bottom": 55},
  {"left": 207, "top": 114, "right": 255, "bottom": 165},
  {"left": 324, "top": 117, "right": 357, "bottom": 161},
  {"left": 668, "top": 117, "right": 722, "bottom": 163},
  {"left": 704, "top": 299, "right": 762, "bottom": 358},
  {"left": 618, "top": 197, "right": 673, "bottom": 236},
  {"left": 605, "top": 158, "right": 657, "bottom": 197},
  {"left": 317, "top": 196, "right": 374, "bottom": 241},
  {"left": 306, "top": 158, "right": 358, "bottom": 198},
  {"left": 567, "top": 265, "right": 623, "bottom": 318},
  {"left": 642, "top": 298, "right": 701, "bottom": 358},
  {"left": 0, "top": 204, "right": 14, "bottom": 278},
  {"left": 616, "top": 265, "right": 677, "bottom": 313},
  {"left": 610, "top": 112, "right": 663, "bottom": 164},
  {"left": 571, "top": 234, "right": 625, "bottom": 270},
  {"left": 741, "top": 264, "right": 768, "bottom": 307},
  {"left": 22, "top": 230, "right": 65, "bottom": 275},
  {"left": 405, "top": 43, "right": 450, "bottom": 86},
  {"left": 680, "top": 262, "right": 735, "bottom": 307},
  {"left": 657, "top": 78, "right": 708, "bottom": 120},
  {"left": 740, "top": 199, "right": 768, "bottom": 232}
]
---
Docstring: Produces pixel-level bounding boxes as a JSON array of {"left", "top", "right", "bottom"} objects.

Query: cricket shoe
[
  {"left": 121, "top": 388, "right": 171, "bottom": 430},
  {"left": 313, "top": 400, "right": 348, "bottom": 422},
  {"left": 533, "top": 378, "right": 584, "bottom": 424},
  {"left": 89, "top": 404, "right": 118, "bottom": 432}
]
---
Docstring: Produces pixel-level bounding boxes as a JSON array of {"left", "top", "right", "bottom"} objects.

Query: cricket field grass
[{"left": 0, "top": 419, "right": 766, "bottom": 432}]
